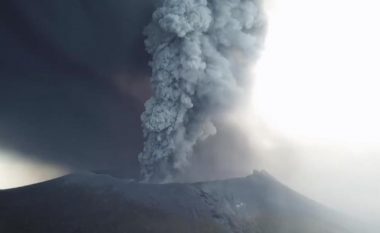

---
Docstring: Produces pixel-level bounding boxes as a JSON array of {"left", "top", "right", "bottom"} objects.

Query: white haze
[
  {"left": 0, "top": 150, "right": 70, "bottom": 190},
  {"left": 240, "top": 0, "right": 380, "bottom": 227}
]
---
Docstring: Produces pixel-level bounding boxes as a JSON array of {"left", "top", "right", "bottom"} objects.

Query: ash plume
[{"left": 139, "top": 0, "right": 266, "bottom": 182}]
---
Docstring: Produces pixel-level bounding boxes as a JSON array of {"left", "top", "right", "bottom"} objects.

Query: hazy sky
[
  {"left": 241, "top": 0, "right": 380, "bottom": 226},
  {"left": 0, "top": 0, "right": 155, "bottom": 184},
  {"left": 0, "top": 150, "right": 70, "bottom": 189}
]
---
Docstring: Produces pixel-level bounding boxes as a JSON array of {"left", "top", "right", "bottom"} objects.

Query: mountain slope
[{"left": 0, "top": 171, "right": 356, "bottom": 233}]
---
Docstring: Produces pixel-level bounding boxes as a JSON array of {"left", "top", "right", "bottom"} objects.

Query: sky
[
  {"left": 0, "top": 0, "right": 155, "bottom": 182},
  {"left": 239, "top": 0, "right": 380, "bottom": 226},
  {"left": 0, "top": 149, "right": 70, "bottom": 188}
]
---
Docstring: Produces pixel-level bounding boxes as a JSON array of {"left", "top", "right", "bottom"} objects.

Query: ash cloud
[
  {"left": 140, "top": 0, "right": 266, "bottom": 182},
  {"left": 1, "top": 0, "right": 265, "bottom": 182},
  {"left": 0, "top": 0, "right": 158, "bottom": 175}
]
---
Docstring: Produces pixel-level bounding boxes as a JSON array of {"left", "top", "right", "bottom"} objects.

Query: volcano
[{"left": 0, "top": 171, "right": 359, "bottom": 233}]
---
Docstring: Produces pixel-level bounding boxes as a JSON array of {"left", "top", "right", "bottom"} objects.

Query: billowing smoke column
[{"left": 139, "top": 0, "right": 265, "bottom": 182}]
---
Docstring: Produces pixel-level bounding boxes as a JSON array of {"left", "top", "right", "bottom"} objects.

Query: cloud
[
  {"left": 0, "top": 0, "right": 159, "bottom": 174},
  {"left": 139, "top": 0, "right": 266, "bottom": 182}
]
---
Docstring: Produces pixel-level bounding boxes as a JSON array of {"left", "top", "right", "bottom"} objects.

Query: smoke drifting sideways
[
  {"left": 139, "top": 0, "right": 266, "bottom": 182},
  {"left": 0, "top": 0, "right": 158, "bottom": 176}
]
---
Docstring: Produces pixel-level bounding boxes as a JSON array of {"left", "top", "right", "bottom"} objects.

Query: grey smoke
[
  {"left": 139, "top": 0, "right": 266, "bottom": 182},
  {"left": 0, "top": 0, "right": 159, "bottom": 174}
]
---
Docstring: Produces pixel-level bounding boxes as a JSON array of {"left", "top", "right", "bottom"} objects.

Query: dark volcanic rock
[{"left": 0, "top": 171, "right": 354, "bottom": 233}]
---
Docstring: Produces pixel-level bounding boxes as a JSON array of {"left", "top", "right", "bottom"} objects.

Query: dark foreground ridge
[{"left": 0, "top": 171, "right": 358, "bottom": 233}]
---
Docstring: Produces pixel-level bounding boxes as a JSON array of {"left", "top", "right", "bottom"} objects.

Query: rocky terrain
[{"left": 0, "top": 171, "right": 359, "bottom": 233}]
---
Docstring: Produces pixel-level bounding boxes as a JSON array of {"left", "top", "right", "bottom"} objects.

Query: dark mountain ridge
[{"left": 0, "top": 171, "right": 359, "bottom": 233}]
